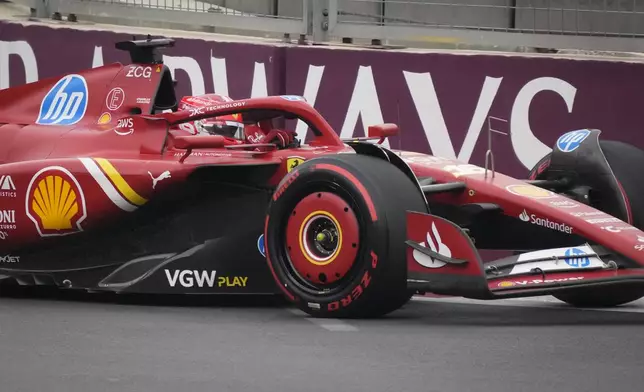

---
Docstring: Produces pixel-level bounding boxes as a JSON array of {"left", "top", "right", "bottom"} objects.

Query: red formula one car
[{"left": 2, "top": 38, "right": 644, "bottom": 318}]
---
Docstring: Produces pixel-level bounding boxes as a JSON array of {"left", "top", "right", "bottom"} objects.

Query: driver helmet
[
  {"left": 178, "top": 94, "right": 245, "bottom": 139},
  {"left": 197, "top": 114, "right": 244, "bottom": 139}
]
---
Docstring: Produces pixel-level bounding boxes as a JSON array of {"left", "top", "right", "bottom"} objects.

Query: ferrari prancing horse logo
[{"left": 287, "top": 157, "right": 305, "bottom": 173}]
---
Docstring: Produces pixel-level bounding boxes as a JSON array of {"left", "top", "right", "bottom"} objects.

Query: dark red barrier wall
[{"left": 3, "top": 21, "right": 644, "bottom": 177}]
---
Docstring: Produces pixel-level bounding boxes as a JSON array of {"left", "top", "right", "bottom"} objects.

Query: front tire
[
  {"left": 265, "top": 154, "right": 427, "bottom": 318},
  {"left": 529, "top": 140, "right": 644, "bottom": 307}
]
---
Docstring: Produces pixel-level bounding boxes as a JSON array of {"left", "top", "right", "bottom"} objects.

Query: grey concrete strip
[
  {"left": 2, "top": 289, "right": 644, "bottom": 392},
  {"left": 288, "top": 308, "right": 359, "bottom": 331},
  {"left": 413, "top": 295, "right": 644, "bottom": 314}
]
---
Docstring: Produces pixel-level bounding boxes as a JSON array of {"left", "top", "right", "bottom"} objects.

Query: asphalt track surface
[{"left": 1, "top": 288, "right": 644, "bottom": 392}]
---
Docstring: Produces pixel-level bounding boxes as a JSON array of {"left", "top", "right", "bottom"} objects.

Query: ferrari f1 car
[{"left": 2, "top": 38, "right": 644, "bottom": 319}]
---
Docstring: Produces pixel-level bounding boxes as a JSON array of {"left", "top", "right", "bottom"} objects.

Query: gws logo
[
  {"left": 37, "top": 74, "right": 88, "bottom": 125},
  {"left": 413, "top": 222, "right": 451, "bottom": 269},
  {"left": 556, "top": 129, "right": 591, "bottom": 153}
]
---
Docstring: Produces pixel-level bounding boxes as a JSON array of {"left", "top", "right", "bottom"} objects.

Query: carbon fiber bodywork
[{"left": 0, "top": 175, "right": 279, "bottom": 295}]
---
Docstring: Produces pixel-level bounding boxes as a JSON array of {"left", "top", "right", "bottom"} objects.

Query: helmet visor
[{"left": 197, "top": 120, "right": 245, "bottom": 139}]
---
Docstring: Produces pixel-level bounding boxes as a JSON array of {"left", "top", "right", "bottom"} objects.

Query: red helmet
[{"left": 176, "top": 94, "right": 244, "bottom": 139}]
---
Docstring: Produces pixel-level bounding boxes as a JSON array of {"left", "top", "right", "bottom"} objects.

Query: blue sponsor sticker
[
  {"left": 257, "top": 234, "right": 265, "bottom": 257},
  {"left": 564, "top": 247, "right": 590, "bottom": 268},
  {"left": 37, "top": 74, "right": 88, "bottom": 126},
  {"left": 556, "top": 129, "right": 591, "bottom": 153},
  {"left": 280, "top": 95, "right": 306, "bottom": 102}
]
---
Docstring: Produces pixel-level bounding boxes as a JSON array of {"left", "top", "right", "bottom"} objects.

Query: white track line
[
  {"left": 412, "top": 296, "right": 644, "bottom": 314},
  {"left": 287, "top": 308, "right": 359, "bottom": 331}
]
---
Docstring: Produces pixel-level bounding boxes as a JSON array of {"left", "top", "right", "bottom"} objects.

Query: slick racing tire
[
  {"left": 528, "top": 140, "right": 644, "bottom": 307},
  {"left": 264, "top": 154, "right": 427, "bottom": 318}
]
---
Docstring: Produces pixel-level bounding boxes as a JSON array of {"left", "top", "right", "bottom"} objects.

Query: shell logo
[
  {"left": 97, "top": 112, "right": 112, "bottom": 125},
  {"left": 497, "top": 281, "right": 515, "bottom": 288},
  {"left": 506, "top": 184, "right": 556, "bottom": 199},
  {"left": 26, "top": 167, "right": 87, "bottom": 237}
]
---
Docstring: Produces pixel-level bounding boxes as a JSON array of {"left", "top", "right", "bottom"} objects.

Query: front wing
[{"left": 406, "top": 212, "right": 644, "bottom": 299}]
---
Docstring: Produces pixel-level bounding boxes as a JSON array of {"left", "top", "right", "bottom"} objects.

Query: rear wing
[{"left": 115, "top": 36, "right": 175, "bottom": 65}]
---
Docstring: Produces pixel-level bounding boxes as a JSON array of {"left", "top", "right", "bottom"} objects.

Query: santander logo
[
  {"left": 519, "top": 209, "right": 573, "bottom": 234},
  {"left": 413, "top": 222, "right": 452, "bottom": 269}
]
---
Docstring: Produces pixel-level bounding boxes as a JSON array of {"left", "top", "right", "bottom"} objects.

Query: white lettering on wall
[
  {"left": 404, "top": 71, "right": 502, "bottom": 162},
  {"left": 250, "top": 61, "right": 268, "bottom": 98},
  {"left": 0, "top": 40, "right": 38, "bottom": 89},
  {"left": 92, "top": 46, "right": 104, "bottom": 68},
  {"left": 163, "top": 55, "right": 206, "bottom": 96},
  {"left": 0, "top": 39, "right": 581, "bottom": 172},
  {"left": 210, "top": 54, "right": 229, "bottom": 96},
  {"left": 510, "top": 76, "right": 577, "bottom": 169},
  {"left": 295, "top": 64, "right": 325, "bottom": 140},
  {"left": 210, "top": 54, "right": 269, "bottom": 99},
  {"left": 459, "top": 76, "right": 504, "bottom": 163},
  {"left": 340, "top": 65, "right": 388, "bottom": 147}
]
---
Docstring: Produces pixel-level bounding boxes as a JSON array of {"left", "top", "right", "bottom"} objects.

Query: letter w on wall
[{"left": 404, "top": 71, "right": 502, "bottom": 163}]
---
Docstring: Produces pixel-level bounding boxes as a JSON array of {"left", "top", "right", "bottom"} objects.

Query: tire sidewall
[{"left": 265, "top": 157, "right": 393, "bottom": 316}]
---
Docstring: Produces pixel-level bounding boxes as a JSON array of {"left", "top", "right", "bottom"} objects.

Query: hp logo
[
  {"left": 556, "top": 130, "right": 591, "bottom": 153},
  {"left": 564, "top": 247, "right": 590, "bottom": 268},
  {"left": 257, "top": 234, "right": 266, "bottom": 257},
  {"left": 280, "top": 95, "right": 306, "bottom": 102},
  {"left": 37, "top": 74, "right": 88, "bottom": 126}
]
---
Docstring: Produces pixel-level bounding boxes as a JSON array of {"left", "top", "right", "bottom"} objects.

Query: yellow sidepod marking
[{"left": 94, "top": 158, "right": 148, "bottom": 206}]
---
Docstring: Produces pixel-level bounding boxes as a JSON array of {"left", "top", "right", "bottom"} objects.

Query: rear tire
[
  {"left": 265, "top": 154, "right": 427, "bottom": 318},
  {"left": 528, "top": 140, "right": 644, "bottom": 307}
]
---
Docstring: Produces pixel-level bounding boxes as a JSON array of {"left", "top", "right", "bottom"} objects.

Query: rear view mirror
[
  {"left": 368, "top": 123, "right": 399, "bottom": 144},
  {"left": 174, "top": 135, "right": 225, "bottom": 149}
]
